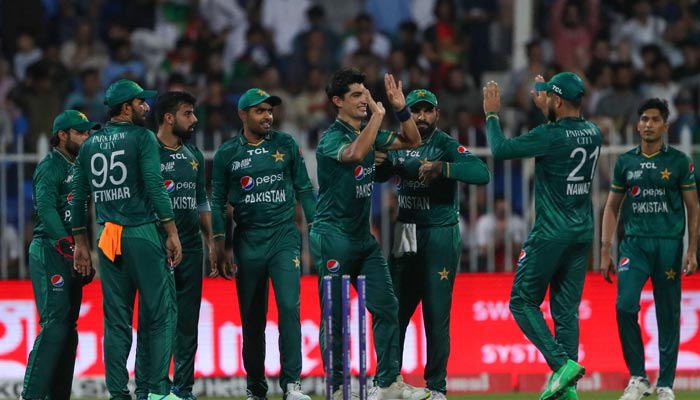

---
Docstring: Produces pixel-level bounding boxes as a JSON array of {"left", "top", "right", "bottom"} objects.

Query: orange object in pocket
[{"left": 98, "top": 222, "right": 124, "bottom": 262}]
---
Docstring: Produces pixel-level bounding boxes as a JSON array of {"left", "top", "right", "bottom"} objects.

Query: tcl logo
[{"left": 169, "top": 153, "right": 188, "bottom": 160}]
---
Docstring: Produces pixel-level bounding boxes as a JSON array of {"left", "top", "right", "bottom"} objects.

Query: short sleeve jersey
[
  {"left": 610, "top": 145, "right": 696, "bottom": 238},
  {"left": 32, "top": 149, "right": 75, "bottom": 240},
  {"left": 159, "top": 141, "right": 209, "bottom": 249},
  {"left": 386, "top": 129, "right": 479, "bottom": 226},
  {"left": 313, "top": 118, "right": 396, "bottom": 239},
  {"left": 72, "top": 121, "right": 174, "bottom": 233},
  {"left": 211, "top": 130, "right": 313, "bottom": 233}
]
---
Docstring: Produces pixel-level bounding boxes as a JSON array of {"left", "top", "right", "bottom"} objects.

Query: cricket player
[
  {"left": 311, "top": 68, "right": 428, "bottom": 400},
  {"left": 483, "top": 72, "right": 603, "bottom": 400},
  {"left": 22, "top": 110, "right": 99, "bottom": 400},
  {"left": 134, "top": 91, "right": 214, "bottom": 400},
  {"left": 600, "top": 98, "right": 698, "bottom": 400},
  {"left": 374, "top": 89, "right": 491, "bottom": 399},
  {"left": 211, "top": 88, "right": 316, "bottom": 400},
  {"left": 72, "top": 79, "right": 183, "bottom": 400}
]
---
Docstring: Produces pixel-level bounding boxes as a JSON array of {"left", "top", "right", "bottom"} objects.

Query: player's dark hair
[
  {"left": 154, "top": 91, "right": 197, "bottom": 125},
  {"left": 107, "top": 102, "right": 126, "bottom": 118},
  {"left": 325, "top": 68, "right": 365, "bottom": 103},
  {"left": 50, "top": 134, "right": 60, "bottom": 147},
  {"left": 637, "top": 98, "right": 670, "bottom": 122}
]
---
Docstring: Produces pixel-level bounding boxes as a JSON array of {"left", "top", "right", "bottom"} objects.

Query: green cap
[
  {"left": 237, "top": 88, "right": 282, "bottom": 111},
  {"left": 104, "top": 79, "right": 157, "bottom": 107},
  {"left": 534, "top": 72, "right": 585, "bottom": 103},
  {"left": 52, "top": 110, "right": 101, "bottom": 135},
  {"left": 406, "top": 89, "right": 438, "bottom": 108}
]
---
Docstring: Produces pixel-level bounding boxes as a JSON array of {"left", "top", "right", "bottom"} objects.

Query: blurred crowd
[{"left": 3, "top": 0, "right": 700, "bottom": 275}]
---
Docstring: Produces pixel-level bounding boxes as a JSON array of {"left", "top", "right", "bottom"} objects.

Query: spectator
[
  {"left": 549, "top": 0, "right": 599, "bottom": 71},
  {"left": 438, "top": 66, "right": 480, "bottom": 126},
  {"left": 13, "top": 33, "right": 43, "bottom": 82},
  {"left": 64, "top": 68, "right": 107, "bottom": 122},
  {"left": 198, "top": 0, "right": 248, "bottom": 75},
  {"left": 231, "top": 24, "right": 277, "bottom": 93},
  {"left": 261, "top": 0, "right": 312, "bottom": 58},
  {"left": 594, "top": 62, "right": 640, "bottom": 141},
  {"left": 364, "top": 0, "right": 413, "bottom": 37},
  {"left": 668, "top": 90, "right": 699, "bottom": 145},
  {"left": 474, "top": 197, "right": 527, "bottom": 272},
  {"left": 423, "top": 0, "right": 461, "bottom": 90},
  {"left": 59, "top": 20, "right": 109, "bottom": 73},
  {"left": 613, "top": 0, "right": 668, "bottom": 69},
  {"left": 101, "top": 38, "right": 146, "bottom": 88},
  {"left": 642, "top": 57, "right": 679, "bottom": 122},
  {"left": 459, "top": 0, "right": 500, "bottom": 84},
  {"left": 341, "top": 13, "right": 391, "bottom": 60},
  {"left": 503, "top": 39, "right": 546, "bottom": 131}
]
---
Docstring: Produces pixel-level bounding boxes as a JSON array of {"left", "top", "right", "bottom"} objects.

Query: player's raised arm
[{"left": 384, "top": 73, "right": 421, "bottom": 150}]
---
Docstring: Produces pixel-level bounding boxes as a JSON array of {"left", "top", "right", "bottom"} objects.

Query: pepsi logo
[
  {"left": 619, "top": 257, "right": 630, "bottom": 268},
  {"left": 240, "top": 176, "right": 255, "bottom": 190},
  {"left": 354, "top": 165, "right": 365, "bottom": 181},
  {"left": 327, "top": 259, "right": 340, "bottom": 273},
  {"left": 66, "top": 192, "right": 73, "bottom": 205},
  {"left": 51, "top": 274, "right": 64, "bottom": 288},
  {"left": 630, "top": 186, "right": 641, "bottom": 198},
  {"left": 457, "top": 146, "right": 470, "bottom": 154},
  {"left": 164, "top": 180, "right": 175, "bottom": 193},
  {"left": 518, "top": 250, "right": 527, "bottom": 263},
  {"left": 395, "top": 176, "right": 402, "bottom": 189},
  {"left": 691, "top": 163, "right": 695, "bottom": 173}
]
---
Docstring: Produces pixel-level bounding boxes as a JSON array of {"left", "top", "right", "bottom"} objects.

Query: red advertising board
[{"left": 1, "top": 273, "right": 699, "bottom": 392}]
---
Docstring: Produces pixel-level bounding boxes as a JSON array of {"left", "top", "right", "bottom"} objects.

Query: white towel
[{"left": 392, "top": 222, "right": 417, "bottom": 257}]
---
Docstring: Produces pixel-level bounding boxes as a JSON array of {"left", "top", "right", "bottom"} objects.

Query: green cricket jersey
[
  {"left": 159, "top": 141, "right": 209, "bottom": 250},
  {"left": 312, "top": 118, "right": 397, "bottom": 239},
  {"left": 211, "top": 130, "right": 314, "bottom": 235},
  {"left": 487, "top": 116, "right": 603, "bottom": 242},
  {"left": 377, "top": 129, "right": 490, "bottom": 226},
  {"left": 32, "top": 148, "right": 75, "bottom": 240},
  {"left": 611, "top": 144, "right": 696, "bottom": 238},
  {"left": 72, "top": 121, "right": 174, "bottom": 233}
]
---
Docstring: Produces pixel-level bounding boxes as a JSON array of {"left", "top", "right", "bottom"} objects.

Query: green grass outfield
[{"left": 79, "top": 394, "right": 700, "bottom": 400}]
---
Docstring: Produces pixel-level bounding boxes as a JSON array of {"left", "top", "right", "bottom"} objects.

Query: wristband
[
  {"left": 395, "top": 106, "right": 411, "bottom": 123},
  {"left": 486, "top": 111, "right": 498, "bottom": 120}
]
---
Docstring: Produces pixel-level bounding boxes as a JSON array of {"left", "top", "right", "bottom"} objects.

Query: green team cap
[
  {"left": 238, "top": 88, "right": 282, "bottom": 111},
  {"left": 104, "top": 79, "right": 157, "bottom": 107},
  {"left": 534, "top": 72, "right": 585, "bottom": 104},
  {"left": 52, "top": 110, "right": 101, "bottom": 135},
  {"left": 406, "top": 89, "right": 438, "bottom": 108}
]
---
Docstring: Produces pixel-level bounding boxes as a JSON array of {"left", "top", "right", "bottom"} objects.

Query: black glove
[{"left": 56, "top": 236, "right": 95, "bottom": 285}]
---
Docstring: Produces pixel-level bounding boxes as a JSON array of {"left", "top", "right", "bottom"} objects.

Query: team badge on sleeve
[
  {"left": 66, "top": 192, "right": 73, "bottom": 205},
  {"left": 690, "top": 163, "right": 694, "bottom": 173}
]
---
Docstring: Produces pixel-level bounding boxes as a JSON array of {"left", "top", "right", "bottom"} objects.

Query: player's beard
[
  {"left": 174, "top": 122, "right": 195, "bottom": 143},
  {"left": 65, "top": 134, "right": 81, "bottom": 157},
  {"left": 131, "top": 111, "right": 147, "bottom": 126},
  {"left": 547, "top": 103, "right": 557, "bottom": 122},
  {"left": 417, "top": 121, "right": 436, "bottom": 138}
]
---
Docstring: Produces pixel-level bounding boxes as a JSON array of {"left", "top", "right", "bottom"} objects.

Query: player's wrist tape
[
  {"left": 486, "top": 112, "right": 499, "bottom": 120},
  {"left": 395, "top": 106, "right": 411, "bottom": 123}
]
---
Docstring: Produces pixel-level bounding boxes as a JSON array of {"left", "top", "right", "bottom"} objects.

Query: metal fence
[{"left": 2, "top": 129, "right": 699, "bottom": 279}]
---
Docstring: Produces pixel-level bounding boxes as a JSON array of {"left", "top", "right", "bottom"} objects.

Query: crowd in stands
[{"left": 2, "top": 0, "right": 700, "bottom": 275}]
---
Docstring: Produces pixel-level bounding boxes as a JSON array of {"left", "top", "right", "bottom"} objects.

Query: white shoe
[
  {"left": 619, "top": 376, "right": 653, "bottom": 400},
  {"left": 368, "top": 376, "right": 430, "bottom": 400},
  {"left": 429, "top": 390, "right": 446, "bottom": 400},
  {"left": 333, "top": 388, "right": 360, "bottom": 400},
  {"left": 284, "top": 382, "right": 311, "bottom": 400},
  {"left": 656, "top": 387, "right": 674, "bottom": 400}
]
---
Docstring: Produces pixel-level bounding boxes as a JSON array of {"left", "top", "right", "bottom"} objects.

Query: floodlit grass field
[{"left": 79, "top": 394, "right": 700, "bottom": 400}]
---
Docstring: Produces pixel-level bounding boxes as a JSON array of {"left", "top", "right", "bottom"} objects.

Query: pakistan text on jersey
[
  {"left": 632, "top": 201, "right": 669, "bottom": 213},
  {"left": 356, "top": 182, "right": 373, "bottom": 199},
  {"left": 244, "top": 190, "right": 286, "bottom": 204},
  {"left": 93, "top": 187, "right": 131, "bottom": 202},
  {"left": 398, "top": 195, "right": 430, "bottom": 210},
  {"left": 171, "top": 197, "right": 197, "bottom": 210},
  {"left": 566, "top": 182, "right": 591, "bottom": 195}
]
